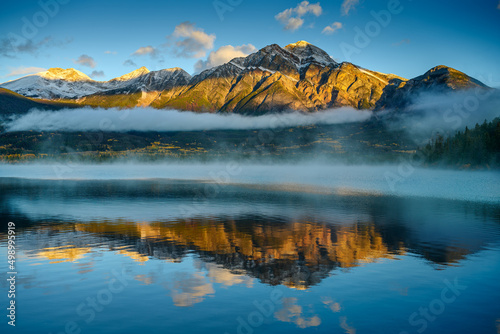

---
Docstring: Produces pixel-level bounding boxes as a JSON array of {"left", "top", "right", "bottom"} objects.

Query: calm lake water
[{"left": 1, "top": 164, "right": 500, "bottom": 334}]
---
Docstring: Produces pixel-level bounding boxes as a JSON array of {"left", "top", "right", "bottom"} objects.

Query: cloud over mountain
[
  {"left": 194, "top": 44, "right": 256, "bottom": 72},
  {"left": 0, "top": 36, "right": 73, "bottom": 58},
  {"left": 90, "top": 70, "right": 105, "bottom": 78},
  {"left": 123, "top": 59, "right": 138, "bottom": 67},
  {"left": 169, "top": 22, "right": 216, "bottom": 58},
  {"left": 4, "top": 66, "right": 47, "bottom": 78},
  {"left": 132, "top": 46, "right": 158, "bottom": 57},
  {"left": 322, "top": 22, "right": 343, "bottom": 35},
  {"left": 275, "top": 1, "right": 323, "bottom": 31},
  {"left": 74, "top": 54, "right": 96, "bottom": 68}
]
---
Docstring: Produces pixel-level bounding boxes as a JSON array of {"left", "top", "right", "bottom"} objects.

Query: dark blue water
[{"left": 1, "top": 167, "right": 500, "bottom": 334}]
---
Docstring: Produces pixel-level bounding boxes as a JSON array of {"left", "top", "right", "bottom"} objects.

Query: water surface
[{"left": 1, "top": 165, "right": 499, "bottom": 334}]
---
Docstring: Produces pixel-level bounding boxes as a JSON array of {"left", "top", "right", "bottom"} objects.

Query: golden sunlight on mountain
[
  {"left": 285, "top": 40, "right": 312, "bottom": 49},
  {"left": 109, "top": 66, "right": 150, "bottom": 82},
  {"left": 39, "top": 68, "right": 92, "bottom": 82}
]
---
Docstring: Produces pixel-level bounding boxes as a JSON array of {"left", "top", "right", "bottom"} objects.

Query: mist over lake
[
  {"left": 1, "top": 163, "right": 499, "bottom": 202},
  {"left": 1, "top": 163, "right": 500, "bottom": 334}
]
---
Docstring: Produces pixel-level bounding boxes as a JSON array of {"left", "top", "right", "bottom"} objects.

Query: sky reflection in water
[{"left": 1, "top": 177, "right": 500, "bottom": 334}]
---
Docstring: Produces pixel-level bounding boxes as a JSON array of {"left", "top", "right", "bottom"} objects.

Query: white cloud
[
  {"left": 497, "top": 0, "right": 500, "bottom": 9},
  {"left": 5, "top": 107, "right": 374, "bottom": 132},
  {"left": 194, "top": 44, "right": 256, "bottom": 72},
  {"left": 74, "top": 54, "right": 96, "bottom": 68},
  {"left": 104, "top": 50, "right": 117, "bottom": 55},
  {"left": 4, "top": 66, "right": 47, "bottom": 78},
  {"left": 322, "top": 22, "right": 343, "bottom": 35},
  {"left": 169, "top": 22, "right": 216, "bottom": 58},
  {"left": 275, "top": 1, "right": 323, "bottom": 32},
  {"left": 341, "top": 0, "right": 360, "bottom": 15},
  {"left": 282, "top": 17, "right": 305, "bottom": 31},
  {"left": 131, "top": 46, "right": 158, "bottom": 57}
]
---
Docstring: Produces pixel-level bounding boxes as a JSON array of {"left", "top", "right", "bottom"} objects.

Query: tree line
[{"left": 419, "top": 117, "right": 500, "bottom": 168}]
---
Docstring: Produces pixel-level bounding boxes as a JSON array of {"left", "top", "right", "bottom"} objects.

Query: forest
[{"left": 420, "top": 117, "right": 500, "bottom": 168}]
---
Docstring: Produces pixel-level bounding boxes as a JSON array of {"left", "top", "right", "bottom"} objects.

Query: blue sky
[{"left": 1, "top": 0, "right": 499, "bottom": 85}]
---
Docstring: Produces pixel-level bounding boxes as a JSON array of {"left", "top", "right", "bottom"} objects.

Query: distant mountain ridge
[
  {"left": 0, "top": 66, "right": 191, "bottom": 100},
  {"left": 0, "top": 88, "right": 78, "bottom": 116},
  {"left": 0, "top": 41, "right": 488, "bottom": 114}
]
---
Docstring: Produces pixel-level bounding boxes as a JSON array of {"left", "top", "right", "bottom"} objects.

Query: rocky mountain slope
[
  {"left": 0, "top": 88, "right": 77, "bottom": 116},
  {"left": 0, "top": 41, "right": 488, "bottom": 114},
  {"left": 0, "top": 66, "right": 191, "bottom": 101}
]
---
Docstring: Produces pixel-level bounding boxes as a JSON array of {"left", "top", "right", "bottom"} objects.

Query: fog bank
[
  {"left": 3, "top": 107, "right": 373, "bottom": 132},
  {"left": 386, "top": 89, "right": 500, "bottom": 143}
]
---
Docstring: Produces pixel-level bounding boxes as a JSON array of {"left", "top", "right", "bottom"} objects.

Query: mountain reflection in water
[
  {"left": 2, "top": 178, "right": 499, "bottom": 289},
  {"left": 1, "top": 178, "right": 500, "bottom": 334}
]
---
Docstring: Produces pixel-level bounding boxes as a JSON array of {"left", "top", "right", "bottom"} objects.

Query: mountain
[
  {"left": 0, "top": 88, "right": 77, "bottom": 116},
  {"left": 375, "top": 65, "right": 488, "bottom": 109},
  {"left": 109, "top": 66, "right": 151, "bottom": 82},
  {"left": 0, "top": 41, "right": 488, "bottom": 114},
  {"left": 149, "top": 41, "right": 413, "bottom": 113},
  {"left": 0, "top": 68, "right": 100, "bottom": 99},
  {"left": 0, "top": 66, "right": 191, "bottom": 101}
]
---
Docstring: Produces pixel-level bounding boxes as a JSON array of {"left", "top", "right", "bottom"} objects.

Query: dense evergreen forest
[{"left": 420, "top": 118, "right": 500, "bottom": 167}]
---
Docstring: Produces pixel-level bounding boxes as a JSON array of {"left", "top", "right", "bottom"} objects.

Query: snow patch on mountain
[
  {"left": 109, "top": 66, "right": 150, "bottom": 82},
  {"left": 39, "top": 68, "right": 93, "bottom": 81},
  {"left": 0, "top": 67, "right": 192, "bottom": 99},
  {"left": 359, "top": 69, "right": 389, "bottom": 84},
  {"left": 285, "top": 41, "right": 338, "bottom": 68}
]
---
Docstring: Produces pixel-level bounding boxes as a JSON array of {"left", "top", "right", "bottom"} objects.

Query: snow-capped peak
[
  {"left": 285, "top": 40, "right": 312, "bottom": 48},
  {"left": 110, "top": 66, "right": 150, "bottom": 82},
  {"left": 160, "top": 67, "right": 183, "bottom": 73},
  {"left": 284, "top": 41, "right": 337, "bottom": 67},
  {"left": 39, "top": 68, "right": 92, "bottom": 82},
  {"left": 0, "top": 65, "right": 191, "bottom": 100}
]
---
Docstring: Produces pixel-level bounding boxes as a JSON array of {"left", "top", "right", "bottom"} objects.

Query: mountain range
[{"left": 0, "top": 41, "right": 488, "bottom": 115}]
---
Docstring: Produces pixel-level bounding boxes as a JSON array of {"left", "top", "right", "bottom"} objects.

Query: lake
[{"left": 1, "top": 164, "right": 499, "bottom": 334}]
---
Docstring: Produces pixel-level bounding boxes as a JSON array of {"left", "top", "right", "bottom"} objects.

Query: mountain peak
[
  {"left": 284, "top": 41, "right": 337, "bottom": 67},
  {"left": 285, "top": 40, "right": 312, "bottom": 49},
  {"left": 160, "top": 67, "right": 184, "bottom": 73},
  {"left": 111, "top": 66, "right": 150, "bottom": 82},
  {"left": 413, "top": 65, "right": 487, "bottom": 89},
  {"left": 260, "top": 44, "right": 285, "bottom": 53},
  {"left": 40, "top": 68, "right": 92, "bottom": 81}
]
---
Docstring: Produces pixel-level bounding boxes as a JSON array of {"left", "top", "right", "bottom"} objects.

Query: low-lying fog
[
  {"left": 2, "top": 90, "right": 499, "bottom": 141},
  {"left": 0, "top": 163, "right": 498, "bottom": 203},
  {"left": 3, "top": 107, "right": 373, "bottom": 132}
]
